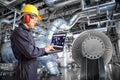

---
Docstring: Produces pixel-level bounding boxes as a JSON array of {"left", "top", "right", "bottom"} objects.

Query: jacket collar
[{"left": 19, "top": 23, "right": 30, "bottom": 31}]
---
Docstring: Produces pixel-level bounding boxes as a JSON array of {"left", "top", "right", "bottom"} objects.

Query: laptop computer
[{"left": 50, "top": 33, "right": 66, "bottom": 53}]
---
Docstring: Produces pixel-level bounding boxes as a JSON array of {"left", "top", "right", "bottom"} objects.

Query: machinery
[
  {"left": 72, "top": 30, "right": 113, "bottom": 80},
  {"left": 0, "top": 0, "right": 120, "bottom": 80}
]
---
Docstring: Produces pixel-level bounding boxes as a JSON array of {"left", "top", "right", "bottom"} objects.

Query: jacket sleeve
[{"left": 13, "top": 29, "right": 45, "bottom": 59}]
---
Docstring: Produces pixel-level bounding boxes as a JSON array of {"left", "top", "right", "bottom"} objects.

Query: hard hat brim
[{"left": 37, "top": 15, "right": 42, "bottom": 21}]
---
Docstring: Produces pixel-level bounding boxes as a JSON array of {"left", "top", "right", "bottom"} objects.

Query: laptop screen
[{"left": 51, "top": 33, "right": 66, "bottom": 50}]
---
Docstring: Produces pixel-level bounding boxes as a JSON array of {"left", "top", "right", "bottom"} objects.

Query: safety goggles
[{"left": 29, "top": 14, "right": 38, "bottom": 23}]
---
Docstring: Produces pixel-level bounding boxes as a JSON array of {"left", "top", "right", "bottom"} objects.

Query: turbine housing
[{"left": 72, "top": 30, "right": 113, "bottom": 65}]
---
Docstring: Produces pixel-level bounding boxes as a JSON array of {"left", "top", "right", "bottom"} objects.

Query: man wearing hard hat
[{"left": 10, "top": 4, "right": 55, "bottom": 80}]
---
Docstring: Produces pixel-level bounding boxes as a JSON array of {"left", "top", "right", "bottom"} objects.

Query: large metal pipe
[
  {"left": 46, "top": 19, "right": 67, "bottom": 43},
  {"left": 0, "top": 19, "right": 11, "bottom": 24},
  {"left": 44, "top": 0, "right": 79, "bottom": 7},
  {"left": 0, "top": 17, "right": 20, "bottom": 25},
  {"left": 67, "top": 13, "right": 80, "bottom": 29},
  {"left": 12, "top": 10, "right": 17, "bottom": 30}
]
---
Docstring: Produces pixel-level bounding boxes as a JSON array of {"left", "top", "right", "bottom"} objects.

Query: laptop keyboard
[{"left": 49, "top": 50, "right": 62, "bottom": 54}]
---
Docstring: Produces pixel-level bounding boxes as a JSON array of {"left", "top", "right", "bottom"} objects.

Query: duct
[
  {"left": 67, "top": 13, "right": 80, "bottom": 29},
  {"left": 46, "top": 12, "right": 82, "bottom": 31},
  {"left": 44, "top": 0, "right": 79, "bottom": 8},
  {"left": 0, "top": 19, "right": 11, "bottom": 24},
  {"left": 47, "top": 11, "right": 103, "bottom": 32},
  {"left": 45, "top": 18, "right": 68, "bottom": 44}
]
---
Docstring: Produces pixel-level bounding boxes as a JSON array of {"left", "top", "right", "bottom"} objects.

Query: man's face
[{"left": 27, "top": 15, "right": 37, "bottom": 29}]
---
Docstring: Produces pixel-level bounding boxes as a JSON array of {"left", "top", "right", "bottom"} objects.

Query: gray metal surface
[
  {"left": 111, "top": 63, "right": 120, "bottom": 80},
  {"left": 82, "top": 36, "right": 105, "bottom": 59},
  {"left": 44, "top": 0, "right": 79, "bottom": 7},
  {"left": 72, "top": 30, "right": 113, "bottom": 65}
]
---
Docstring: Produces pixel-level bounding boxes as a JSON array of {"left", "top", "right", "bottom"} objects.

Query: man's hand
[{"left": 44, "top": 45, "right": 55, "bottom": 53}]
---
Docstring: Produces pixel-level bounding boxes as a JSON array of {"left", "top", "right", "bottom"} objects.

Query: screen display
[{"left": 51, "top": 34, "right": 66, "bottom": 48}]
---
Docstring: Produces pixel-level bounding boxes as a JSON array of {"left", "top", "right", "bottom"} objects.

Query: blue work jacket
[{"left": 10, "top": 23, "right": 45, "bottom": 80}]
